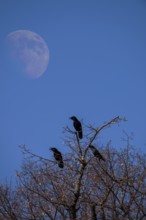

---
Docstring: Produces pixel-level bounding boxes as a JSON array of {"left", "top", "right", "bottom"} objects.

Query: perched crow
[
  {"left": 89, "top": 145, "right": 105, "bottom": 161},
  {"left": 70, "top": 116, "right": 83, "bottom": 139},
  {"left": 50, "top": 148, "right": 64, "bottom": 168}
]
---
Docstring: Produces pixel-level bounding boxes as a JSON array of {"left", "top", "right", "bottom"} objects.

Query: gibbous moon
[{"left": 6, "top": 30, "right": 50, "bottom": 79}]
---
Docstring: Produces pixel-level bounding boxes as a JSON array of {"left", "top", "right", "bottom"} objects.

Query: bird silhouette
[
  {"left": 70, "top": 116, "right": 83, "bottom": 139},
  {"left": 50, "top": 147, "right": 64, "bottom": 168},
  {"left": 89, "top": 145, "right": 105, "bottom": 161}
]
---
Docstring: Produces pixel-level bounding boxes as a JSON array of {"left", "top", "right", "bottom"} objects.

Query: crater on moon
[{"left": 6, "top": 30, "right": 50, "bottom": 79}]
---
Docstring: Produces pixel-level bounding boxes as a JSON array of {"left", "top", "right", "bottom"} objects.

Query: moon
[{"left": 6, "top": 30, "right": 50, "bottom": 79}]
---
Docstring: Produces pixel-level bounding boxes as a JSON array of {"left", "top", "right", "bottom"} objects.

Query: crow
[
  {"left": 70, "top": 116, "right": 83, "bottom": 139},
  {"left": 50, "top": 148, "right": 64, "bottom": 168},
  {"left": 89, "top": 145, "right": 105, "bottom": 161}
]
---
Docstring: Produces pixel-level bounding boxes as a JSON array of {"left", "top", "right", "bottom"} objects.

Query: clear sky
[{"left": 0, "top": 0, "right": 146, "bottom": 182}]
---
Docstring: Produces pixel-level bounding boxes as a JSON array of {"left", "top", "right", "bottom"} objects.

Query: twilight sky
[{"left": 0, "top": 0, "right": 146, "bottom": 182}]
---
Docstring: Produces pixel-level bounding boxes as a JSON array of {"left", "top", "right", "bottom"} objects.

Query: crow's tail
[{"left": 78, "top": 130, "right": 83, "bottom": 139}]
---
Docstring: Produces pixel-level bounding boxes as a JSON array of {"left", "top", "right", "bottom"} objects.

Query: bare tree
[{"left": 0, "top": 116, "right": 145, "bottom": 219}]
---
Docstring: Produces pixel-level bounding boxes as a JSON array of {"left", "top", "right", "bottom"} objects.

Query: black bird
[
  {"left": 50, "top": 148, "right": 64, "bottom": 168},
  {"left": 89, "top": 145, "right": 105, "bottom": 161},
  {"left": 70, "top": 116, "right": 83, "bottom": 139}
]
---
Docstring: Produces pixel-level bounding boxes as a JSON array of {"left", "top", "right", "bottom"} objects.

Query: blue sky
[{"left": 0, "top": 0, "right": 146, "bottom": 182}]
